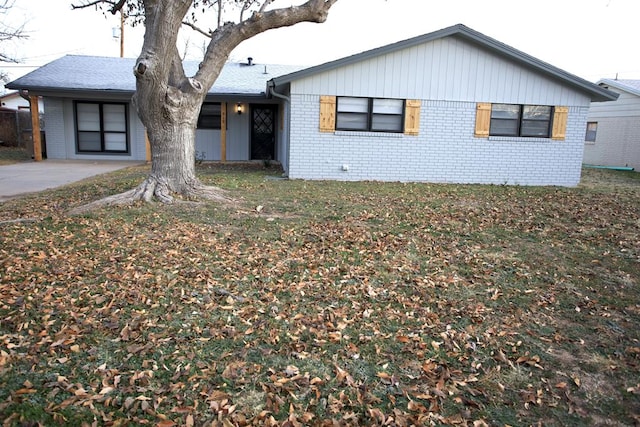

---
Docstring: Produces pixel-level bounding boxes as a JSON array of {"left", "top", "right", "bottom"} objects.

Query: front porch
[{"left": 195, "top": 100, "right": 284, "bottom": 164}]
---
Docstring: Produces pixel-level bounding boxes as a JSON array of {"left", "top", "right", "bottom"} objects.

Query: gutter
[
  {"left": 268, "top": 82, "right": 290, "bottom": 102},
  {"left": 18, "top": 89, "right": 30, "bottom": 102}
]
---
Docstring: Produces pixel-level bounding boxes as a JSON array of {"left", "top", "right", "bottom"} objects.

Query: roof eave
[
  {"left": 587, "top": 88, "right": 620, "bottom": 102},
  {"left": 5, "top": 84, "right": 270, "bottom": 99},
  {"left": 207, "top": 92, "right": 268, "bottom": 98},
  {"left": 596, "top": 79, "right": 640, "bottom": 98},
  {"left": 3, "top": 85, "right": 136, "bottom": 98}
]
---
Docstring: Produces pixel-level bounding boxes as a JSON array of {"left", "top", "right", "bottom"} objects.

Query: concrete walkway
[{"left": 0, "top": 160, "right": 143, "bottom": 202}]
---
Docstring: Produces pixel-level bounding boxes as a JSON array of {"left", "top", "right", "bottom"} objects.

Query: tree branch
[
  {"left": 258, "top": 0, "right": 275, "bottom": 13},
  {"left": 109, "top": 0, "right": 126, "bottom": 14},
  {"left": 182, "top": 20, "right": 212, "bottom": 38},
  {"left": 0, "top": 26, "right": 26, "bottom": 42},
  {"left": 195, "top": 0, "right": 339, "bottom": 88},
  {"left": 71, "top": 0, "right": 116, "bottom": 10},
  {"left": 216, "top": 0, "right": 222, "bottom": 29},
  {"left": 0, "top": 53, "right": 18, "bottom": 63},
  {"left": 0, "top": 0, "right": 27, "bottom": 63}
]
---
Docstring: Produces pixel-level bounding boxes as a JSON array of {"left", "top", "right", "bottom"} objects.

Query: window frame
[
  {"left": 585, "top": 121, "right": 598, "bottom": 143},
  {"left": 489, "top": 103, "right": 554, "bottom": 138},
  {"left": 74, "top": 101, "right": 129, "bottom": 154},
  {"left": 335, "top": 96, "right": 406, "bottom": 133},
  {"left": 197, "top": 102, "right": 222, "bottom": 130}
]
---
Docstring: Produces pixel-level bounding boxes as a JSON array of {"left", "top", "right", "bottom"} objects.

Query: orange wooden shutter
[
  {"left": 474, "top": 103, "right": 491, "bottom": 138},
  {"left": 319, "top": 96, "right": 336, "bottom": 132},
  {"left": 552, "top": 106, "right": 568, "bottom": 140},
  {"left": 404, "top": 100, "right": 421, "bottom": 136}
]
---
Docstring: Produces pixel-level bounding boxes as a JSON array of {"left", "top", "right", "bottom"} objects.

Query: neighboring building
[
  {"left": 583, "top": 79, "right": 640, "bottom": 171},
  {"left": 6, "top": 24, "right": 618, "bottom": 186},
  {"left": 0, "top": 92, "right": 44, "bottom": 150},
  {"left": 0, "top": 91, "right": 43, "bottom": 111}
]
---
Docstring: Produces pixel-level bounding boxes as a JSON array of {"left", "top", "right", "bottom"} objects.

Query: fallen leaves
[
  {"left": 515, "top": 354, "right": 544, "bottom": 370},
  {"left": 0, "top": 167, "right": 639, "bottom": 425}
]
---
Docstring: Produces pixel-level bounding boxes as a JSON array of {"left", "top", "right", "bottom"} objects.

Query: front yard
[
  {"left": 0, "top": 147, "right": 31, "bottom": 165},
  {"left": 0, "top": 164, "right": 638, "bottom": 426}
]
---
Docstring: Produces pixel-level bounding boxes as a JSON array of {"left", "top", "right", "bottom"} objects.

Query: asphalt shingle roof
[
  {"left": 598, "top": 79, "right": 640, "bottom": 97},
  {"left": 6, "top": 55, "right": 304, "bottom": 96},
  {"left": 8, "top": 24, "right": 620, "bottom": 104}
]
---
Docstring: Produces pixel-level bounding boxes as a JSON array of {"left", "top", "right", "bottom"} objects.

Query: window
[
  {"left": 197, "top": 103, "right": 222, "bottom": 129},
  {"left": 585, "top": 122, "right": 597, "bottom": 142},
  {"left": 75, "top": 102, "right": 128, "bottom": 153},
  {"left": 489, "top": 104, "right": 553, "bottom": 137},
  {"left": 336, "top": 97, "right": 405, "bottom": 132}
]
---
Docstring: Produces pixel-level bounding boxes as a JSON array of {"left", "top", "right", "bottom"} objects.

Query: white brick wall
[{"left": 288, "top": 95, "right": 588, "bottom": 186}]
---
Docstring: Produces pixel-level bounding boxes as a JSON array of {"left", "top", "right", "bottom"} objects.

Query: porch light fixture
[{"left": 236, "top": 103, "right": 243, "bottom": 115}]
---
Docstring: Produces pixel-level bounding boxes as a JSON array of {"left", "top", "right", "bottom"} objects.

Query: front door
[{"left": 250, "top": 104, "right": 277, "bottom": 160}]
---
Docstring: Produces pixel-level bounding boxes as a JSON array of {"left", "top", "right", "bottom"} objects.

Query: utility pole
[
  {"left": 113, "top": 10, "right": 125, "bottom": 57},
  {"left": 120, "top": 10, "right": 124, "bottom": 57}
]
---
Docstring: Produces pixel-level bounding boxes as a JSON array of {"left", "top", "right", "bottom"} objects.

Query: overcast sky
[{"left": 2, "top": 0, "right": 639, "bottom": 85}]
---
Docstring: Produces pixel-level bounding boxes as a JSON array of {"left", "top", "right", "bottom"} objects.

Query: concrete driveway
[{"left": 0, "top": 160, "right": 143, "bottom": 202}]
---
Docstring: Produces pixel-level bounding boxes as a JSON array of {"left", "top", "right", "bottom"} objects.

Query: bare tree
[
  {"left": 70, "top": 0, "right": 338, "bottom": 210},
  {"left": 0, "top": 0, "right": 28, "bottom": 84}
]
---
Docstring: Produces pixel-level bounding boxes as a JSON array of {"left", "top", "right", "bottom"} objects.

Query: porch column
[
  {"left": 220, "top": 102, "right": 227, "bottom": 162},
  {"left": 29, "top": 96, "right": 42, "bottom": 161},
  {"left": 145, "top": 130, "right": 151, "bottom": 162}
]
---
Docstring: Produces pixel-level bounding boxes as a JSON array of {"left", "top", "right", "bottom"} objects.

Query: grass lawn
[
  {"left": 0, "top": 164, "right": 638, "bottom": 426},
  {"left": 0, "top": 147, "right": 32, "bottom": 165}
]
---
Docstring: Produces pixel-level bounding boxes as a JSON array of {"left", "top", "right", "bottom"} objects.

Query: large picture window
[
  {"left": 490, "top": 104, "right": 553, "bottom": 137},
  {"left": 75, "top": 102, "right": 129, "bottom": 153},
  {"left": 336, "top": 97, "right": 405, "bottom": 133}
]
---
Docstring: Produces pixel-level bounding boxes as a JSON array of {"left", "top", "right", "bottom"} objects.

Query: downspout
[
  {"left": 18, "top": 89, "right": 30, "bottom": 102},
  {"left": 269, "top": 83, "right": 291, "bottom": 176},
  {"left": 269, "top": 84, "right": 290, "bottom": 103}
]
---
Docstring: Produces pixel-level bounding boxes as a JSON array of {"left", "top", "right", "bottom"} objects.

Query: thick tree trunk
[
  {"left": 150, "top": 124, "right": 196, "bottom": 187},
  {"left": 69, "top": 0, "right": 338, "bottom": 214},
  {"left": 69, "top": 117, "right": 230, "bottom": 213},
  {"left": 126, "top": 0, "right": 217, "bottom": 203},
  {"left": 141, "top": 121, "right": 200, "bottom": 202},
  {"left": 149, "top": 123, "right": 197, "bottom": 193}
]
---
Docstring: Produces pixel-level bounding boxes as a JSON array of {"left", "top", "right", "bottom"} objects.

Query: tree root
[{"left": 69, "top": 176, "right": 236, "bottom": 215}]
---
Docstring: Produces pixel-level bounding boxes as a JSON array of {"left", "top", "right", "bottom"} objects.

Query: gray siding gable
[{"left": 270, "top": 24, "right": 618, "bottom": 103}]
